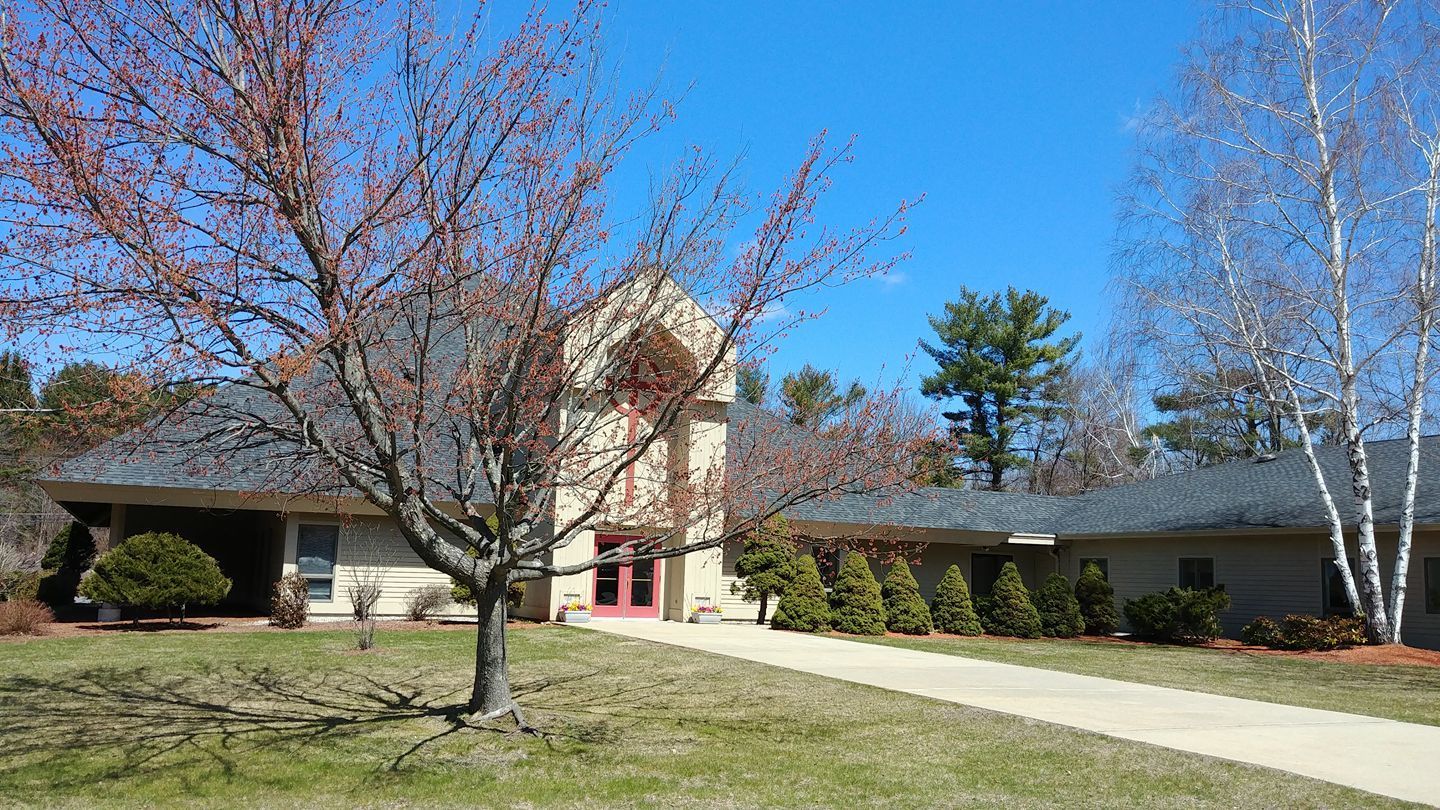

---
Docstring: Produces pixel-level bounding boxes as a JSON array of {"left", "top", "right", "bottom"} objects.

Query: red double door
[{"left": 592, "top": 534, "right": 660, "bottom": 619}]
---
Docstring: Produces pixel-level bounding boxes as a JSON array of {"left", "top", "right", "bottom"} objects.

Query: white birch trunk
[
  {"left": 1298, "top": 4, "right": 1389, "bottom": 640},
  {"left": 1388, "top": 146, "right": 1440, "bottom": 643}
]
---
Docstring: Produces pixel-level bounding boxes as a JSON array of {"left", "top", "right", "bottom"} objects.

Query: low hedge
[
  {"left": 1122, "top": 587, "right": 1230, "bottom": 644},
  {"left": 1240, "top": 614, "right": 1365, "bottom": 651}
]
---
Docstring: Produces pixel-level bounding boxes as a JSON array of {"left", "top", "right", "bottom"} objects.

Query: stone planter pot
[
  {"left": 561, "top": 610, "right": 592, "bottom": 624},
  {"left": 97, "top": 604, "right": 122, "bottom": 623},
  {"left": 690, "top": 612, "right": 722, "bottom": 624}
]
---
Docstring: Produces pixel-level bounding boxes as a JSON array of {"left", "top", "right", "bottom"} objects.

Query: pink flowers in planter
[
  {"left": 690, "top": 604, "right": 722, "bottom": 614},
  {"left": 560, "top": 600, "right": 592, "bottom": 612}
]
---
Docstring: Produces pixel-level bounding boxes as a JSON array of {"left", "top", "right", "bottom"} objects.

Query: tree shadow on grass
[{"left": 0, "top": 659, "right": 747, "bottom": 794}]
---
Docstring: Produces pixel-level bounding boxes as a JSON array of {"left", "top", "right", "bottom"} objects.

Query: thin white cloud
[
  {"left": 1119, "top": 99, "right": 1148, "bottom": 133},
  {"left": 878, "top": 271, "right": 908, "bottom": 288},
  {"left": 757, "top": 301, "right": 790, "bottom": 323}
]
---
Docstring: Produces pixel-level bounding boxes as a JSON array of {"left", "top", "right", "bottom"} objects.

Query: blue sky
[{"left": 592, "top": 2, "right": 1202, "bottom": 392}]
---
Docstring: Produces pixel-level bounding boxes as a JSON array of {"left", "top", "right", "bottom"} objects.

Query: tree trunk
[
  {"left": 1388, "top": 157, "right": 1439, "bottom": 644},
  {"left": 470, "top": 575, "right": 515, "bottom": 718},
  {"left": 756, "top": 593, "right": 768, "bottom": 625},
  {"left": 1343, "top": 430, "right": 1391, "bottom": 644}
]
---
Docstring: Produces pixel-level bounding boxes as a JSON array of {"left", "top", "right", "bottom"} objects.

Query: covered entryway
[
  {"left": 118, "top": 504, "right": 284, "bottom": 611},
  {"left": 592, "top": 533, "right": 660, "bottom": 618}
]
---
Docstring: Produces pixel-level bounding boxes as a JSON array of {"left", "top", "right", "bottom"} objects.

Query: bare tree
[
  {"left": 0, "top": 1, "right": 929, "bottom": 725},
  {"left": 1028, "top": 360, "right": 1159, "bottom": 495},
  {"left": 1119, "top": 0, "right": 1440, "bottom": 642},
  {"left": 345, "top": 524, "right": 391, "bottom": 651}
]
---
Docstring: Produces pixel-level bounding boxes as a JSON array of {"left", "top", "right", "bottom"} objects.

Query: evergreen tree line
[{"left": 734, "top": 521, "right": 1119, "bottom": 639}]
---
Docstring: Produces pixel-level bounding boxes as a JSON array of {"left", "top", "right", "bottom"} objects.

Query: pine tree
[
  {"left": 737, "top": 364, "right": 769, "bottom": 405},
  {"left": 830, "top": 553, "right": 886, "bottom": 635},
  {"left": 1033, "top": 572, "right": 1084, "bottom": 638},
  {"left": 930, "top": 564, "right": 983, "bottom": 635},
  {"left": 771, "top": 555, "right": 830, "bottom": 633},
  {"left": 1075, "top": 560, "right": 1120, "bottom": 635},
  {"left": 920, "top": 286, "right": 1079, "bottom": 490},
  {"left": 981, "top": 562, "right": 1042, "bottom": 638},
  {"left": 79, "top": 532, "right": 231, "bottom": 622},
  {"left": 731, "top": 515, "right": 797, "bottom": 624},
  {"left": 881, "top": 560, "right": 931, "bottom": 635},
  {"left": 0, "top": 351, "right": 35, "bottom": 410},
  {"left": 779, "top": 364, "right": 866, "bottom": 428}
]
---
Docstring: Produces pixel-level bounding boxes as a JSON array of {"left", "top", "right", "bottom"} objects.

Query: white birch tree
[{"left": 1119, "top": 0, "right": 1440, "bottom": 643}]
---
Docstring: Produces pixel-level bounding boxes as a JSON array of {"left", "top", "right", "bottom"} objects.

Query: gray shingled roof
[
  {"left": 44, "top": 376, "right": 1440, "bottom": 538},
  {"left": 41, "top": 382, "right": 335, "bottom": 495},
  {"left": 782, "top": 487, "right": 1072, "bottom": 535},
  {"left": 1056, "top": 436, "right": 1440, "bottom": 535}
]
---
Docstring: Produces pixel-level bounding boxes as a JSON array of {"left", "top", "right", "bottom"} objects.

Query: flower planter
[
  {"left": 561, "top": 610, "right": 592, "bottom": 624},
  {"left": 690, "top": 612, "right": 722, "bottom": 624}
]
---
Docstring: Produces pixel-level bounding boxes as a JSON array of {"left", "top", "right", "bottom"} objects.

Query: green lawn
[
  {"left": 858, "top": 634, "right": 1440, "bottom": 726},
  {"left": 0, "top": 626, "right": 1415, "bottom": 808}
]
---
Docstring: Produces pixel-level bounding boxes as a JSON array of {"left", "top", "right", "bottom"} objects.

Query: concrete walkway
[{"left": 589, "top": 621, "right": 1440, "bottom": 806}]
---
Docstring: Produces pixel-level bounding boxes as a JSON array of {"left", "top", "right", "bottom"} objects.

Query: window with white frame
[
  {"left": 297, "top": 524, "right": 340, "bottom": 601},
  {"left": 1178, "top": 557, "right": 1215, "bottom": 589}
]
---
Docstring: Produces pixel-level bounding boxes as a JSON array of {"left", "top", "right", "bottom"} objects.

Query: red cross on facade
[{"left": 609, "top": 355, "right": 662, "bottom": 505}]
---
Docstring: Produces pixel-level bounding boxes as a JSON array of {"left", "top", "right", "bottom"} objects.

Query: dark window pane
[
  {"left": 1323, "top": 559, "right": 1354, "bottom": 616},
  {"left": 1426, "top": 558, "right": 1440, "bottom": 614},
  {"left": 630, "top": 579, "right": 653, "bottom": 607},
  {"left": 307, "top": 578, "right": 332, "bottom": 601},
  {"left": 1080, "top": 558, "right": 1109, "bottom": 580},
  {"left": 297, "top": 524, "right": 339, "bottom": 576},
  {"left": 1179, "top": 558, "right": 1214, "bottom": 589},
  {"left": 972, "top": 553, "right": 1014, "bottom": 595},
  {"left": 595, "top": 561, "right": 620, "bottom": 606}
]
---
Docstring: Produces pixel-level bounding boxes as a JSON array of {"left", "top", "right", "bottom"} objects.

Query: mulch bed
[{"left": 863, "top": 629, "right": 1440, "bottom": 668}]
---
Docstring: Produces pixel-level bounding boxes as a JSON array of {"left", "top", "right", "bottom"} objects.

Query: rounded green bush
[
  {"left": 1239, "top": 615, "right": 1283, "bottom": 648},
  {"left": 1033, "top": 572, "right": 1084, "bottom": 638},
  {"left": 830, "top": 553, "right": 886, "bottom": 636},
  {"left": 881, "top": 560, "right": 931, "bottom": 635},
  {"left": 1074, "top": 561, "right": 1119, "bottom": 635},
  {"left": 79, "top": 532, "right": 230, "bottom": 619},
  {"left": 1123, "top": 587, "right": 1230, "bottom": 644},
  {"left": 771, "top": 555, "right": 830, "bottom": 633},
  {"left": 981, "top": 562, "right": 1041, "bottom": 638},
  {"left": 930, "top": 564, "right": 982, "bottom": 635}
]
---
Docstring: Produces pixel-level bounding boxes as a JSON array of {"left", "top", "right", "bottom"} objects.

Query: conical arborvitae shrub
[
  {"left": 731, "top": 515, "right": 798, "bottom": 624},
  {"left": 930, "top": 564, "right": 983, "bottom": 635},
  {"left": 981, "top": 562, "right": 1042, "bottom": 638},
  {"left": 1033, "top": 572, "right": 1085, "bottom": 638},
  {"left": 36, "top": 520, "right": 97, "bottom": 608},
  {"left": 1075, "top": 561, "right": 1120, "bottom": 635},
  {"left": 881, "top": 560, "right": 932, "bottom": 635},
  {"left": 771, "top": 555, "right": 830, "bottom": 633},
  {"left": 830, "top": 553, "right": 887, "bottom": 635}
]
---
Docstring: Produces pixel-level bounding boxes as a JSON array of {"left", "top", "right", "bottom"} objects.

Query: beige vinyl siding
[
  {"left": 1388, "top": 530, "right": 1440, "bottom": 650},
  {"left": 296, "top": 515, "right": 478, "bottom": 619},
  {"left": 719, "top": 540, "right": 766, "bottom": 623},
  {"left": 1064, "top": 529, "right": 1440, "bottom": 648},
  {"left": 1065, "top": 533, "right": 1318, "bottom": 636}
]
